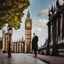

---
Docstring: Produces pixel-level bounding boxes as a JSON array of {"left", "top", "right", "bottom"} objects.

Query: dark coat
[{"left": 32, "top": 36, "right": 38, "bottom": 51}]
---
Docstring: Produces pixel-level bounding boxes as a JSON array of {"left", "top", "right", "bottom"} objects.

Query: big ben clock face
[{"left": 26, "top": 23, "right": 30, "bottom": 27}]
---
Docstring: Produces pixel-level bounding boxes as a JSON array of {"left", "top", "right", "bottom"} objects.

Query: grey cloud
[
  {"left": 33, "top": 19, "right": 48, "bottom": 39},
  {"left": 38, "top": 9, "right": 48, "bottom": 17}
]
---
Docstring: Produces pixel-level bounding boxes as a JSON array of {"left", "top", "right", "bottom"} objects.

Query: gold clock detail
[{"left": 27, "top": 23, "right": 30, "bottom": 27}]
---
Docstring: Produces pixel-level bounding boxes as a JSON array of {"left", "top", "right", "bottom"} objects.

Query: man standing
[{"left": 32, "top": 32, "right": 38, "bottom": 57}]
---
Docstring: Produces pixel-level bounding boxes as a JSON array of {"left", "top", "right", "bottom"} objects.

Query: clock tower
[{"left": 25, "top": 11, "right": 32, "bottom": 53}]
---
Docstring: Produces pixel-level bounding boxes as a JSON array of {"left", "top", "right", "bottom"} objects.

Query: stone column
[
  {"left": 18, "top": 43, "right": 19, "bottom": 53},
  {"left": 21, "top": 43, "right": 22, "bottom": 52},
  {"left": 19, "top": 42, "right": 21, "bottom": 52},
  {"left": 13, "top": 43, "right": 14, "bottom": 53},
  {"left": 17, "top": 43, "right": 18, "bottom": 53},
  {"left": 58, "top": 16, "right": 61, "bottom": 41},
  {"left": 56, "top": 19, "right": 58, "bottom": 42},
  {"left": 52, "top": 17, "right": 59, "bottom": 56},
  {"left": 15, "top": 43, "right": 16, "bottom": 53},
  {"left": 62, "top": 13, "right": 64, "bottom": 39},
  {"left": 59, "top": 14, "right": 63, "bottom": 41},
  {"left": 2, "top": 30, "right": 5, "bottom": 52},
  {"left": 11, "top": 43, "right": 13, "bottom": 53},
  {"left": 46, "top": 22, "right": 50, "bottom": 55}
]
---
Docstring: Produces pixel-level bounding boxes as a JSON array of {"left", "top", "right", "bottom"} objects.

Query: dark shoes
[
  {"left": 35, "top": 54, "right": 37, "bottom": 58},
  {"left": 34, "top": 56, "right": 37, "bottom": 58}
]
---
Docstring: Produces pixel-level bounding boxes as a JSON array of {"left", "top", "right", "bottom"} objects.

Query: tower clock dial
[{"left": 27, "top": 23, "right": 30, "bottom": 27}]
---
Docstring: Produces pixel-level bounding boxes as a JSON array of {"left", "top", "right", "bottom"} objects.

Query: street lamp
[{"left": 7, "top": 25, "right": 12, "bottom": 58}]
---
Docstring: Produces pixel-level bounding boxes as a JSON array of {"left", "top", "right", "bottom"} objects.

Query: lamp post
[{"left": 7, "top": 25, "right": 12, "bottom": 58}]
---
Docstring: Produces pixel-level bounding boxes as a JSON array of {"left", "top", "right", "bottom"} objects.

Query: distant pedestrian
[{"left": 32, "top": 32, "right": 38, "bottom": 57}]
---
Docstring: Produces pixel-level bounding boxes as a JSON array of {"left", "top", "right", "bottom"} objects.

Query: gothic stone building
[
  {"left": 38, "top": 0, "right": 64, "bottom": 56},
  {"left": 47, "top": 0, "right": 64, "bottom": 56},
  {"left": 2, "top": 30, "right": 25, "bottom": 53},
  {"left": 2, "top": 30, "right": 12, "bottom": 53},
  {"left": 11, "top": 39, "right": 25, "bottom": 53}
]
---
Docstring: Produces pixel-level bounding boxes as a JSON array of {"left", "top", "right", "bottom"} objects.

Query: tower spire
[
  {"left": 51, "top": 5, "right": 54, "bottom": 14},
  {"left": 27, "top": 11, "right": 30, "bottom": 19},
  {"left": 27, "top": 7, "right": 31, "bottom": 19},
  {"left": 48, "top": 9, "right": 51, "bottom": 21},
  {"left": 56, "top": 0, "right": 60, "bottom": 8}
]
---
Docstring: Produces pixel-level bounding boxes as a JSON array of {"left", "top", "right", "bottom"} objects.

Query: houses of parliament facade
[
  {"left": 0, "top": 12, "right": 32, "bottom": 53},
  {"left": 2, "top": 29, "right": 25, "bottom": 53}
]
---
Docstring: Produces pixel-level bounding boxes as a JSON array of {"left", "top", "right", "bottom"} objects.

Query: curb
[{"left": 32, "top": 56, "right": 50, "bottom": 64}]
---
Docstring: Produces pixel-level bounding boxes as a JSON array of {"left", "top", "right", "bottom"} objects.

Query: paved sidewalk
[
  {"left": 30, "top": 54, "right": 64, "bottom": 64},
  {"left": 0, "top": 53, "right": 46, "bottom": 64}
]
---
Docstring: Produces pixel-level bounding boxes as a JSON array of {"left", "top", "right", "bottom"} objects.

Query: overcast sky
[{"left": 0, "top": 0, "right": 63, "bottom": 47}]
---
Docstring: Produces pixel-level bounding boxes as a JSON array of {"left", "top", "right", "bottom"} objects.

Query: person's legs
[{"left": 34, "top": 50, "right": 37, "bottom": 57}]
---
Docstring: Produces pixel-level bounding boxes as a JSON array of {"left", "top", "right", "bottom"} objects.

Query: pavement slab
[{"left": 0, "top": 53, "right": 47, "bottom": 64}]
